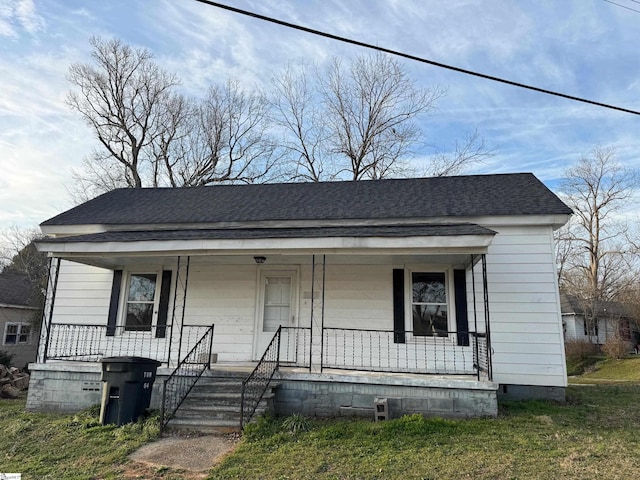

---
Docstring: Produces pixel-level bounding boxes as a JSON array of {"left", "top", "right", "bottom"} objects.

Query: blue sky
[{"left": 1, "top": 0, "right": 639, "bottom": 231}]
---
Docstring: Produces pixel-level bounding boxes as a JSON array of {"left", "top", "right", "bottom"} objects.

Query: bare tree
[
  {"left": 271, "top": 64, "right": 332, "bottom": 182},
  {"left": 174, "top": 81, "right": 279, "bottom": 186},
  {"left": 68, "top": 38, "right": 281, "bottom": 198},
  {"left": 422, "top": 130, "right": 494, "bottom": 177},
  {"left": 557, "top": 146, "right": 638, "bottom": 339},
  {"left": 67, "top": 37, "right": 184, "bottom": 194},
  {"left": 272, "top": 54, "right": 492, "bottom": 181},
  {"left": 321, "top": 54, "right": 444, "bottom": 180}
]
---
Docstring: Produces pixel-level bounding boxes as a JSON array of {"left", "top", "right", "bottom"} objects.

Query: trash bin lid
[{"left": 101, "top": 356, "right": 162, "bottom": 366}]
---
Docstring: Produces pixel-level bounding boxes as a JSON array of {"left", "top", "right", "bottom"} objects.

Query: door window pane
[{"left": 263, "top": 277, "right": 291, "bottom": 332}]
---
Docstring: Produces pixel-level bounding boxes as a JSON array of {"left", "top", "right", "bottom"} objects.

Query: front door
[{"left": 254, "top": 270, "right": 298, "bottom": 359}]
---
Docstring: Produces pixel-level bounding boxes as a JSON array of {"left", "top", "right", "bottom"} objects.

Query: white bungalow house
[{"left": 27, "top": 173, "right": 571, "bottom": 431}]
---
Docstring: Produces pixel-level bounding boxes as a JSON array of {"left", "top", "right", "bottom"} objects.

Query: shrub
[
  {"left": 565, "top": 339, "right": 600, "bottom": 375},
  {"left": 565, "top": 339, "right": 598, "bottom": 361},
  {"left": 281, "top": 413, "right": 313, "bottom": 434},
  {"left": 0, "top": 350, "right": 14, "bottom": 367},
  {"left": 602, "top": 334, "right": 630, "bottom": 360}
]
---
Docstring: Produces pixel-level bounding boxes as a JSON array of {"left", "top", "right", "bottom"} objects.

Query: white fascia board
[{"left": 38, "top": 234, "right": 494, "bottom": 257}]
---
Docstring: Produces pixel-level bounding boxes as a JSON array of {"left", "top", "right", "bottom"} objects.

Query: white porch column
[{"left": 309, "top": 254, "right": 326, "bottom": 373}]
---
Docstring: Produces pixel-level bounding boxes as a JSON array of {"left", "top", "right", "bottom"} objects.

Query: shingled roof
[
  {"left": 0, "top": 273, "right": 38, "bottom": 308},
  {"left": 41, "top": 173, "right": 571, "bottom": 227}
]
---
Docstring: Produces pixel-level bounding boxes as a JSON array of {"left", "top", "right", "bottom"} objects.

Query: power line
[
  {"left": 603, "top": 0, "right": 640, "bottom": 14},
  {"left": 193, "top": 0, "right": 640, "bottom": 116}
]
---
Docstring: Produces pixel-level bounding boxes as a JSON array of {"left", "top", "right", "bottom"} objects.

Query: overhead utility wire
[
  {"left": 603, "top": 0, "right": 640, "bottom": 14},
  {"left": 194, "top": 0, "right": 640, "bottom": 116}
]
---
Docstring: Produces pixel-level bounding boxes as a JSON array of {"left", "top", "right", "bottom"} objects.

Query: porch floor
[{"left": 196, "top": 362, "right": 495, "bottom": 390}]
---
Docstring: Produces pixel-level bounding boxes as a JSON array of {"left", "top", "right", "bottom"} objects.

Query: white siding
[
  {"left": 184, "top": 265, "right": 257, "bottom": 361},
  {"left": 479, "top": 225, "right": 567, "bottom": 388},
  {"left": 50, "top": 260, "right": 113, "bottom": 325},
  {"left": 298, "top": 264, "right": 393, "bottom": 330}
]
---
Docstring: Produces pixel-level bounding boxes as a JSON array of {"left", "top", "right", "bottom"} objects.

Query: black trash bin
[{"left": 99, "top": 356, "right": 161, "bottom": 426}]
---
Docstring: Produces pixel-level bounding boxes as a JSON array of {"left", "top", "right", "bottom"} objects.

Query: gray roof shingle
[
  {"left": 41, "top": 173, "right": 570, "bottom": 227},
  {"left": 0, "top": 273, "right": 38, "bottom": 308}
]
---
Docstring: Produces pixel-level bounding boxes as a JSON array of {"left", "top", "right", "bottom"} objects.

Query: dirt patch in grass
[{"left": 128, "top": 434, "right": 239, "bottom": 474}]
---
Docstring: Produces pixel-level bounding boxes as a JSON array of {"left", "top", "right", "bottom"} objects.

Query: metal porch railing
[
  {"left": 160, "top": 324, "right": 214, "bottom": 433},
  {"left": 321, "top": 328, "right": 491, "bottom": 379},
  {"left": 41, "top": 323, "right": 210, "bottom": 366},
  {"left": 240, "top": 326, "right": 281, "bottom": 428}
]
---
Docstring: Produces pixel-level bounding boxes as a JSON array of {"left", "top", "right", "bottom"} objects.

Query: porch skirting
[{"left": 273, "top": 369, "right": 498, "bottom": 419}]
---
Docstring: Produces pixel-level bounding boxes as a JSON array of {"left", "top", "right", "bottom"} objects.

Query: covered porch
[
  {"left": 32, "top": 227, "right": 497, "bottom": 428},
  {"left": 37, "top": 249, "right": 493, "bottom": 379}
]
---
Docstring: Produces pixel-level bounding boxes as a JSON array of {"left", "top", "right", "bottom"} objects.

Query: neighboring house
[
  {"left": 27, "top": 173, "right": 571, "bottom": 428},
  {"left": 0, "top": 273, "right": 39, "bottom": 368},
  {"left": 561, "top": 294, "right": 639, "bottom": 350}
]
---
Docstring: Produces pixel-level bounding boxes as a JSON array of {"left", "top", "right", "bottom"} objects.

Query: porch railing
[
  {"left": 42, "top": 323, "right": 209, "bottom": 365},
  {"left": 279, "top": 326, "right": 312, "bottom": 368},
  {"left": 472, "top": 332, "right": 491, "bottom": 380},
  {"left": 160, "top": 324, "right": 214, "bottom": 433},
  {"left": 240, "top": 326, "right": 281, "bottom": 428},
  {"left": 321, "top": 328, "right": 490, "bottom": 379}
]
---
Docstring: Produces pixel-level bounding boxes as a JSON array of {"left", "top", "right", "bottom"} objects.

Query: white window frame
[
  {"left": 119, "top": 270, "right": 162, "bottom": 332},
  {"left": 405, "top": 267, "right": 456, "bottom": 341},
  {"left": 3, "top": 322, "right": 32, "bottom": 346}
]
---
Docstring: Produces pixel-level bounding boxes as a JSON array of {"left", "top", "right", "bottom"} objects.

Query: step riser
[{"left": 165, "top": 372, "right": 274, "bottom": 434}]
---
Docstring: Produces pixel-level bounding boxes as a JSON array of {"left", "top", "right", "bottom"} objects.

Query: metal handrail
[
  {"left": 159, "top": 324, "right": 215, "bottom": 433},
  {"left": 240, "top": 327, "right": 281, "bottom": 428}
]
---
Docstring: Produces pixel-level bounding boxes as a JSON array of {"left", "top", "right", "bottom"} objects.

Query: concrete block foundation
[
  {"left": 26, "top": 362, "right": 170, "bottom": 413},
  {"left": 273, "top": 369, "right": 499, "bottom": 419}
]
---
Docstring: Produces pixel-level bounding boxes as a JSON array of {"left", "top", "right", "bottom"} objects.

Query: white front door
[{"left": 254, "top": 270, "right": 298, "bottom": 359}]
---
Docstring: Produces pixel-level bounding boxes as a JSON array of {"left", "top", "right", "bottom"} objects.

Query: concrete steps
[{"left": 165, "top": 369, "right": 275, "bottom": 434}]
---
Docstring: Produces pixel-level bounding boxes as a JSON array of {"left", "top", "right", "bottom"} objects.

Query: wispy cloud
[{"left": 0, "top": 0, "right": 44, "bottom": 38}]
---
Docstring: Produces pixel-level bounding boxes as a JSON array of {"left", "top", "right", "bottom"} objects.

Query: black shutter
[
  {"left": 106, "top": 270, "right": 123, "bottom": 336},
  {"left": 393, "top": 269, "right": 406, "bottom": 343},
  {"left": 454, "top": 269, "right": 470, "bottom": 346},
  {"left": 155, "top": 270, "right": 172, "bottom": 338}
]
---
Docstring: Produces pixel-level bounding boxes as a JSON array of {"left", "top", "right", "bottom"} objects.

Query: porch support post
[
  {"left": 481, "top": 253, "right": 493, "bottom": 380},
  {"left": 38, "top": 257, "right": 61, "bottom": 363},
  {"left": 309, "top": 254, "right": 326, "bottom": 373},
  {"left": 471, "top": 254, "right": 479, "bottom": 380},
  {"left": 169, "top": 255, "right": 191, "bottom": 367}
]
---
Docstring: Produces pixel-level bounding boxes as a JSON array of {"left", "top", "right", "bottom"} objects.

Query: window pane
[
  {"left": 128, "top": 274, "right": 157, "bottom": 302},
  {"left": 265, "top": 277, "right": 291, "bottom": 305},
  {"left": 412, "top": 304, "right": 448, "bottom": 336},
  {"left": 125, "top": 303, "right": 153, "bottom": 331},
  {"left": 18, "top": 325, "right": 30, "bottom": 344},
  {"left": 412, "top": 272, "right": 446, "bottom": 303}
]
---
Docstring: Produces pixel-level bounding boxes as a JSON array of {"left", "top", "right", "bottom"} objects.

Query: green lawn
[
  {"left": 209, "top": 384, "right": 640, "bottom": 479},
  {"left": 3, "top": 364, "right": 640, "bottom": 479},
  {"left": 0, "top": 399, "right": 162, "bottom": 479},
  {"left": 569, "top": 356, "right": 640, "bottom": 384}
]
